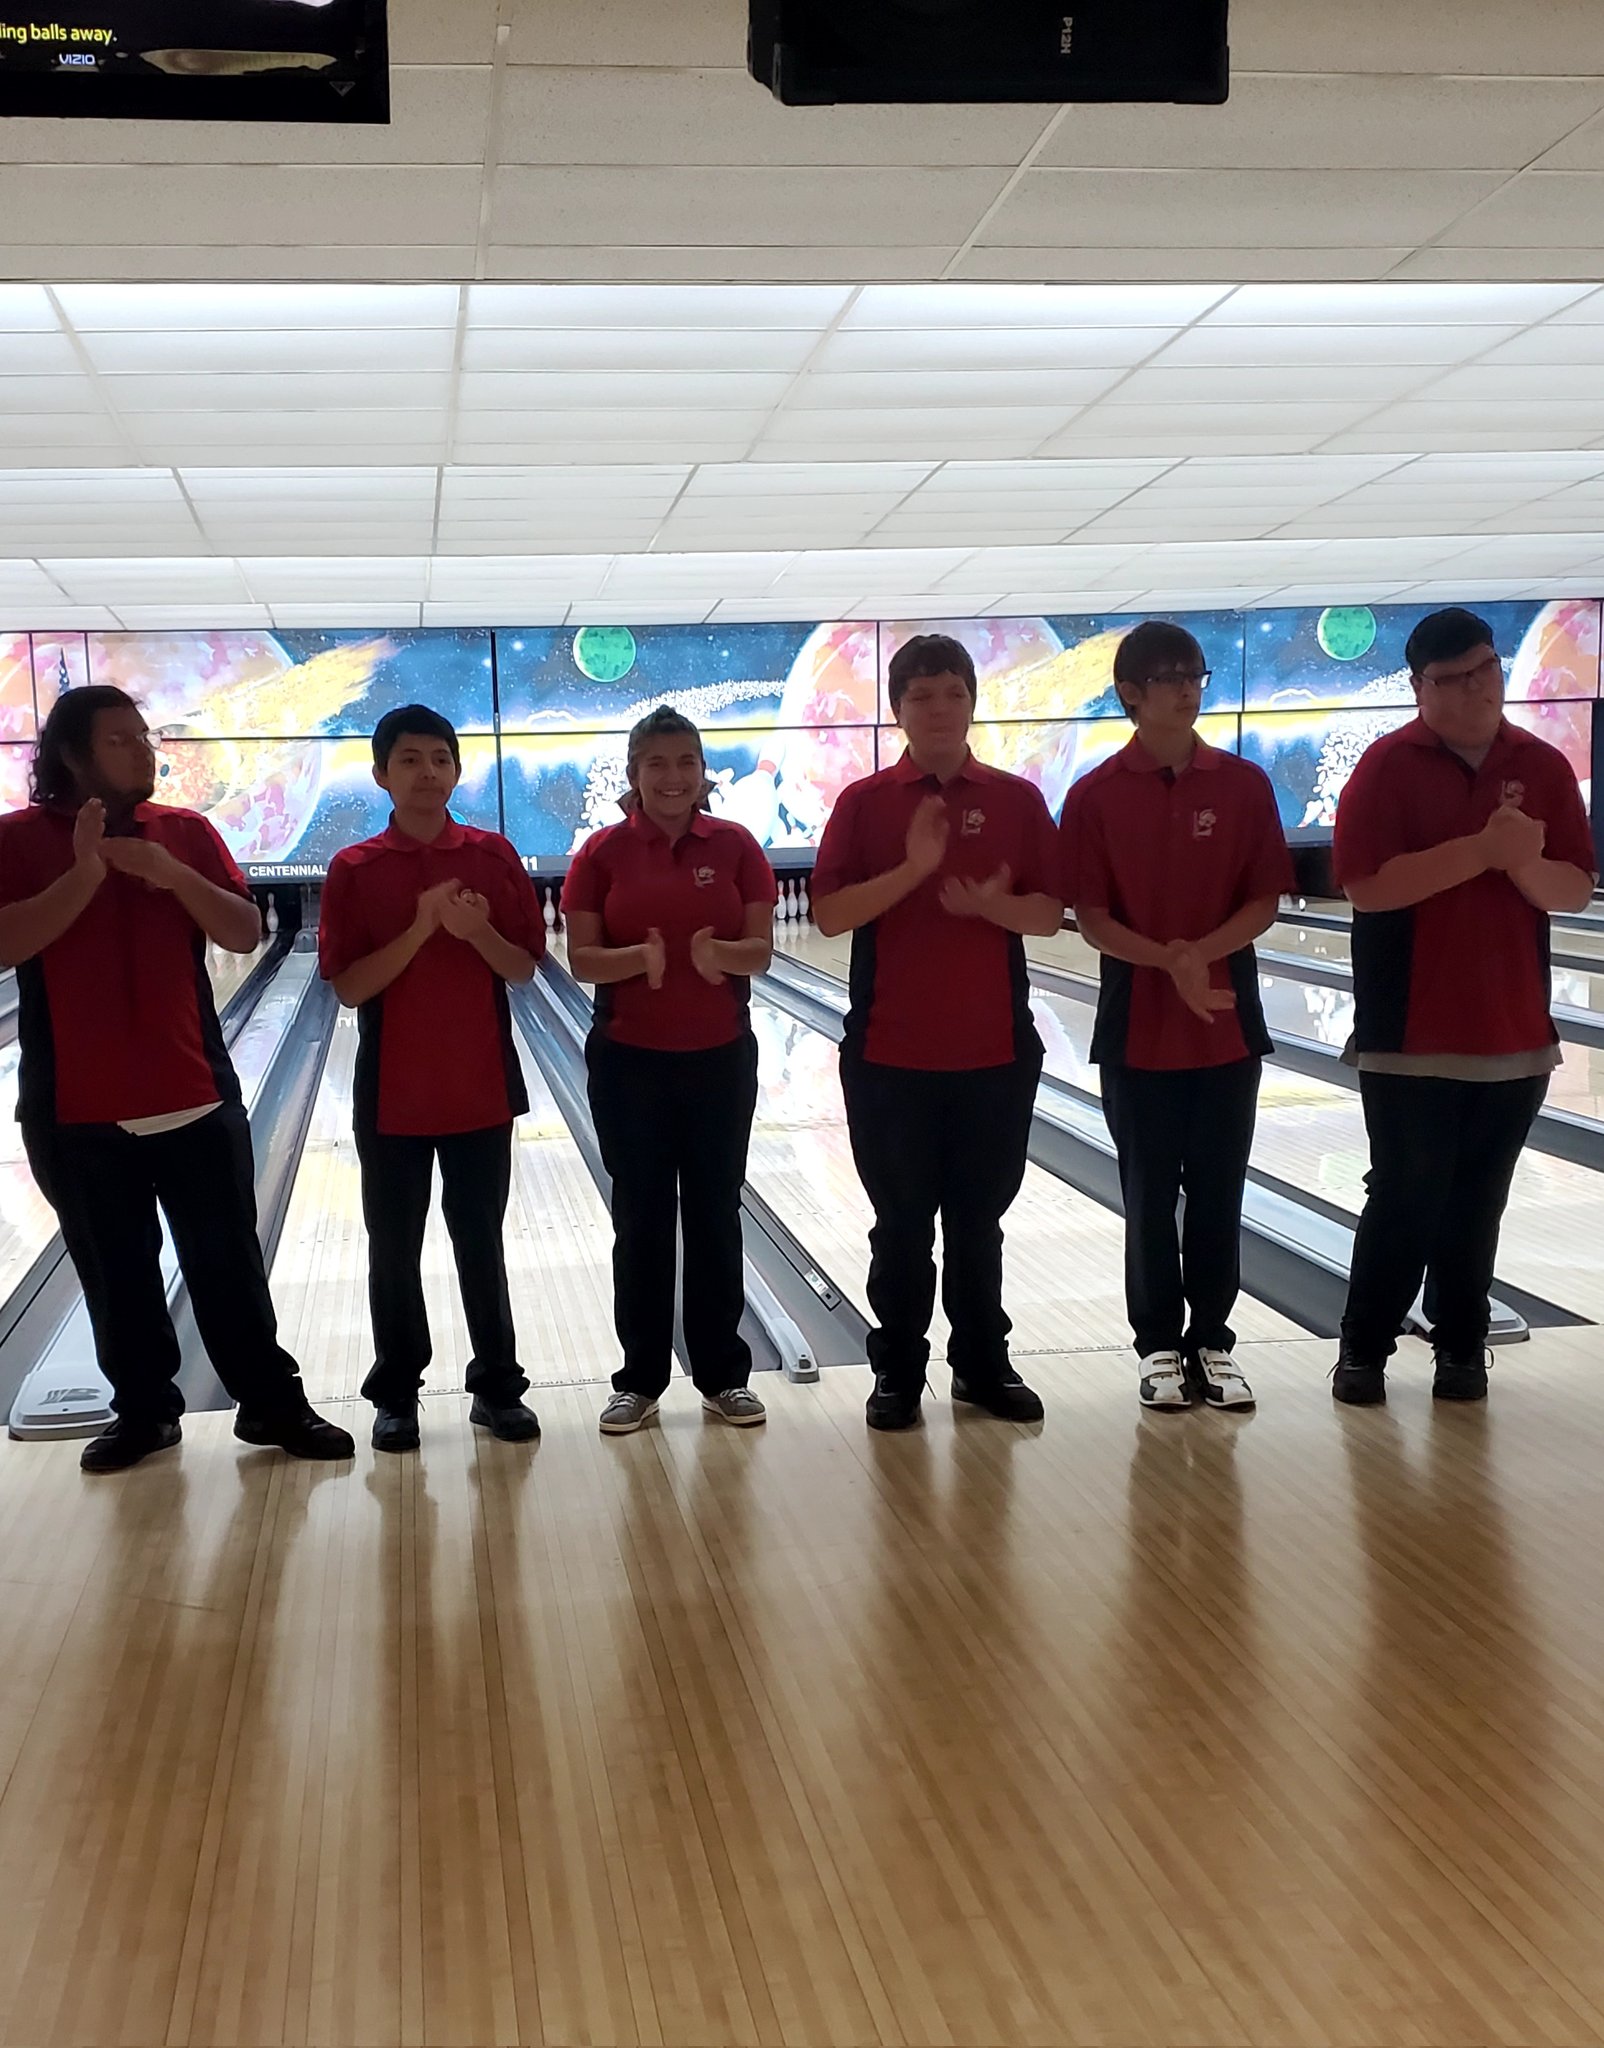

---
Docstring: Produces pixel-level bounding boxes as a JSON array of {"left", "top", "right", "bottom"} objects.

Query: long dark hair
[{"left": 30, "top": 685, "right": 137, "bottom": 806}]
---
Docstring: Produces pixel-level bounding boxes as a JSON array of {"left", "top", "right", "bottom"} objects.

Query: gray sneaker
[
  {"left": 599, "top": 1392, "right": 659, "bottom": 1435},
  {"left": 702, "top": 1387, "right": 767, "bottom": 1427}
]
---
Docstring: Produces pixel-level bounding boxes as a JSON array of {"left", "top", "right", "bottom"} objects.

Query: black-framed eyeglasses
[
  {"left": 1418, "top": 652, "right": 1503, "bottom": 693},
  {"left": 1139, "top": 669, "right": 1211, "bottom": 689}
]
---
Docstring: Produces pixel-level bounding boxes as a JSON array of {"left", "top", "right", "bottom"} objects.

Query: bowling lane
[
  {"left": 0, "top": 938, "right": 274, "bottom": 1315},
  {"left": 271, "top": 1005, "right": 620, "bottom": 1407},
  {"left": 784, "top": 922, "right": 1604, "bottom": 1324},
  {"left": 752, "top": 944, "right": 1303, "bottom": 1360}
]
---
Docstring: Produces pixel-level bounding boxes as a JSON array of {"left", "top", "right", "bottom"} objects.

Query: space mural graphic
[{"left": 0, "top": 599, "right": 1597, "bottom": 871}]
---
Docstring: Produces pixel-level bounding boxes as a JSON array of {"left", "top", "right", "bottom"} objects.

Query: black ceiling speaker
[{"left": 749, "top": 0, "right": 1228, "bottom": 106}]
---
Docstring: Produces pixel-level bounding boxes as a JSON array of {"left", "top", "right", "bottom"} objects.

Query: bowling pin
[
  {"left": 798, "top": 875, "right": 810, "bottom": 923},
  {"left": 784, "top": 879, "right": 797, "bottom": 921},
  {"left": 265, "top": 899, "right": 279, "bottom": 935},
  {"left": 543, "top": 886, "right": 557, "bottom": 931}
]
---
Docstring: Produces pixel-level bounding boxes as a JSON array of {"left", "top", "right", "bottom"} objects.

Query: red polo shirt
[
  {"left": 319, "top": 817, "right": 544, "bottom": 1136},
  {"left": 0, "top": 801, "right": 251, "bottom": 1126},
  {"left": 1059, "top": 737, "right": 1294, "bottom": 1071},
  {"left": 562, "top": 808, "right": 777, "bottom": 1053},
  {"left": 810, "top": 750, "right": 1062, "bottom": 1071},
  {"left": 1333, "top": 716, "right": 1595, "bottom": 1058}
]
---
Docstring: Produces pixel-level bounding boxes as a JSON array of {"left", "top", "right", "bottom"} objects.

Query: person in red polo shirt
[
  {"left": 1059, "top": 621, "right": 1293, "bottom": 1412},
  {"left": 319, "top": 704, "right": 546, "bottom": 1453},
  {"left": 1331, "top": 607, "right": 1596, "bottom": 1406},
  {"left": 563, "top": 706, "right": 777, "bottom": 1435},
  {"left": 0, "top": 685, "right": 354, "bottom": 1472},
  {"left": 810, "top": 633, "right": 1063, "bottom": 1432}
]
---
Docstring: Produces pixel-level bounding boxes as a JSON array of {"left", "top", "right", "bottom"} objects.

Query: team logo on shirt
[
  {"left": 1193, "top": 807, "right": 1217, "bottom": 839},
  {"left": 1500, "top": 779, "right": 1525, "bottom": 807},
  {"left": 694, "top": 865, "right": 717, "bottom": 887},
  {"left": 961, "top": 808, "right": 986, "bottom": 837}
]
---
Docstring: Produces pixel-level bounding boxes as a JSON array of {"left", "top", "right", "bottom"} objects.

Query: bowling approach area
[
  {"left": 3, "top": 1314, "right": 1604, "bottom": 2046},
  {"left": 1, "top": 900, "right": 1603, "bottom": 2047}
]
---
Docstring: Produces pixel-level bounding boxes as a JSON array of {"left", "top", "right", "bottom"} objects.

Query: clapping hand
[
  {"left": 641, "top": 927, "right": 667, "bottom": 990},
  {"left": 412, "top": 877, "right": 464, "bottom": 935},
  {"left": 73, "top": 797, "right": 106, "bottom": 880},
  {"left": 940, "top": 862, "right": 1011, "bottom": 920},
  {"left": 101, "top": 835, "right": 182, "bottom": 890},
  {"left": 1481, "top": 802, "right": 1545, "bottom": 872},
  {"left": 1165, "top": 941, "right": 1235, "bottom": 1024},
  {"left": 439, "top": 887, "right": 491, "bottom": 940},
  {"left": 690, "top": 925, "right": 726, "bottom": 986},
  {"left": 904, "top": 794, "right": 949, "bottom": 879}
]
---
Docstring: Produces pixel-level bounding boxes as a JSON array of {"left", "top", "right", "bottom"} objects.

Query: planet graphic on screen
[
  {"left": 572, "top": 626, "right": 638, "bottom": 684},
  {"left": 1316, "top": 606, "right": 1378, "bottom": 662}
]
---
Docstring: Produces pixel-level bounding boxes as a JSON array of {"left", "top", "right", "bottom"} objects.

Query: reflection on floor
[{"left": 2, "top": 1332, "right": 1604, "bottom": 2046}]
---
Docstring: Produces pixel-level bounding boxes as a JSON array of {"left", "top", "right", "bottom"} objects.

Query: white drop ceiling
[{"left": 4, "top": 0, "right": 1604, "bottom": 623}]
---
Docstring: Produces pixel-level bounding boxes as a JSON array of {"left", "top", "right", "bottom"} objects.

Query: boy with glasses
[
  {"left": 1059, "top": 621, "right": 1292, "bottom": 1411},
  {"left": 1331, "top": 607, "right": 1595, "bottom": 1405}
]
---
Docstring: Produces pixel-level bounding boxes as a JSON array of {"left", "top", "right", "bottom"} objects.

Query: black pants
[
  {"left": 23, "top": 1102, "right": 310, "bottom": 1428},
  {"left": 354, "top": 1119, "right": 526, "bottom": 1409},
  {"left": 1099, "top": 1058, "right": 1261, "bottom": 1360},
  {"left": 1342, "top": 1070, "right": 1547, "bottom": 1363},
  {"left": 840, "top": 1046, "right": 1040, "bottom": 1395},
  {"left": 586, "top": 1032, "right": 758, "bottom": 1400}
]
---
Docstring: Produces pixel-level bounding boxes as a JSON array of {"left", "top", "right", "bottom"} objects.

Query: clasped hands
[{"left": 413, "top": 876, "right": 492, "bottom": 941}]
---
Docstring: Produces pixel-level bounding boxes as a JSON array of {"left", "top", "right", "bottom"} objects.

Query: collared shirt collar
[
  {"left": 626, "top": 802, "right": 713, "bottom": 848},
  {"left": 1398, "top": 713, "right": 1520, "bottom": 765},
  {"left": 888, "top": 746, "right": 997, "bottom": 787},
  {"left": 1117, "top": 734, "right": 1223, "bottom": 776},
  {"left": 378, "top": 812, "right": 468, "bottom": 853}
]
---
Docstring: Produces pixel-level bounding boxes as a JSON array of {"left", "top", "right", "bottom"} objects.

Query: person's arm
[
  {"left": 939, "top": 864, "right": 1062, "bottom": 937},
  {"left": 1075, "top": 905, "right": 1173, "bottom": 970},
  {"left": 0, "top": 799, "right": 106, "bottom": 967},
  {"left": 101, "top": 832, "right": 261, "bottom": 952},
  {"left": 1188, "top": 894, "right": 1282, "bottom": 964},
  {"left": 1344, "top": 803, "right": 1544, "bottom": 914},
  {"left": 691, "top": 901, "right": 774, "bottom": 984},
  {"left": 812, "top": 794, "right": 946, "bottom": 937},
  {"left": 565, "top": 908, "right": 664, "bottom": 990},
  {"left": 438, "top": 888, "right": 538, "bottom": 984},
  {"left": 1507, "top": 859, "right": 1596, "bottom": 914},
  {"left": 331, "top": 876, "right": 461, "bottom": 1006}
]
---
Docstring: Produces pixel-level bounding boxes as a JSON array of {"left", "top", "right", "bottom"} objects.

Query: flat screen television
[{"left": 0, "top": 0, "right": 387, "bottom": 121}]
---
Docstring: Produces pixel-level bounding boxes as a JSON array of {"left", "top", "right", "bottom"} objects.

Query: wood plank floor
[{"left": 2, "top": 1332, "right": 1604, "bottom": 2045}]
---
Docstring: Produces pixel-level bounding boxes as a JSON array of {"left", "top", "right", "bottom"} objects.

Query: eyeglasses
[
  {"left": 1419, "top": 652, "right": 1503, "bottom": 692},
  {"left": 1138, "top": 669, "right": 1211, "bottom": 690}
]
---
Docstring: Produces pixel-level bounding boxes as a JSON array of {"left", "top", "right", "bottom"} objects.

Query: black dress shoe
[
  {"left": 371, "top": 1404, "right": 421, "bottom": 1453},
  {"left": 1331, "top": 1351, "right": 1387, "bottom": 1405},
  {"left": 235, "top": 1408, "right": 355, "bottom": 1460},
  {"left": 80, "top": 1417, "right": 181, "bottom": 1473},
  {"left": 865, "top": 1375, "right": 923, "bottom": 1431},
  {"left": 951, "top": 1369, "right": 1044, "bottom": 1422},
  {"left": 470, "top": 1395, "right": 541, "bottom": 1442},
  {"left": 1432, "top": 1349, "right": 1490, "bottom": 1402}
]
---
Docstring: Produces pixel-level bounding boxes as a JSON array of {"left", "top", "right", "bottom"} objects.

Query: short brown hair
[
  {"left": 1111, "top": 621, "right": 1206, "bottom": 720},
  {"left": 887, "top": 632, "right": 978, "bottom": 713}
]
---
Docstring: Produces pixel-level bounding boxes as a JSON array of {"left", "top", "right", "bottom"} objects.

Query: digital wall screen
[{"left": 0, "top": 0, "right": 388, "bottom": 121}]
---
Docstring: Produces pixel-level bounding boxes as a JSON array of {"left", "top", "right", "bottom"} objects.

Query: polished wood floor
[{"left": 3, "top": 1334, "right": 1604, "bottom": 2046}]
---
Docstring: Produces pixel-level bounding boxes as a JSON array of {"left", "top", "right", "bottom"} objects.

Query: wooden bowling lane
[{"left": 4, "top": 1334, "right": 1604, "bottom": 2043}]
